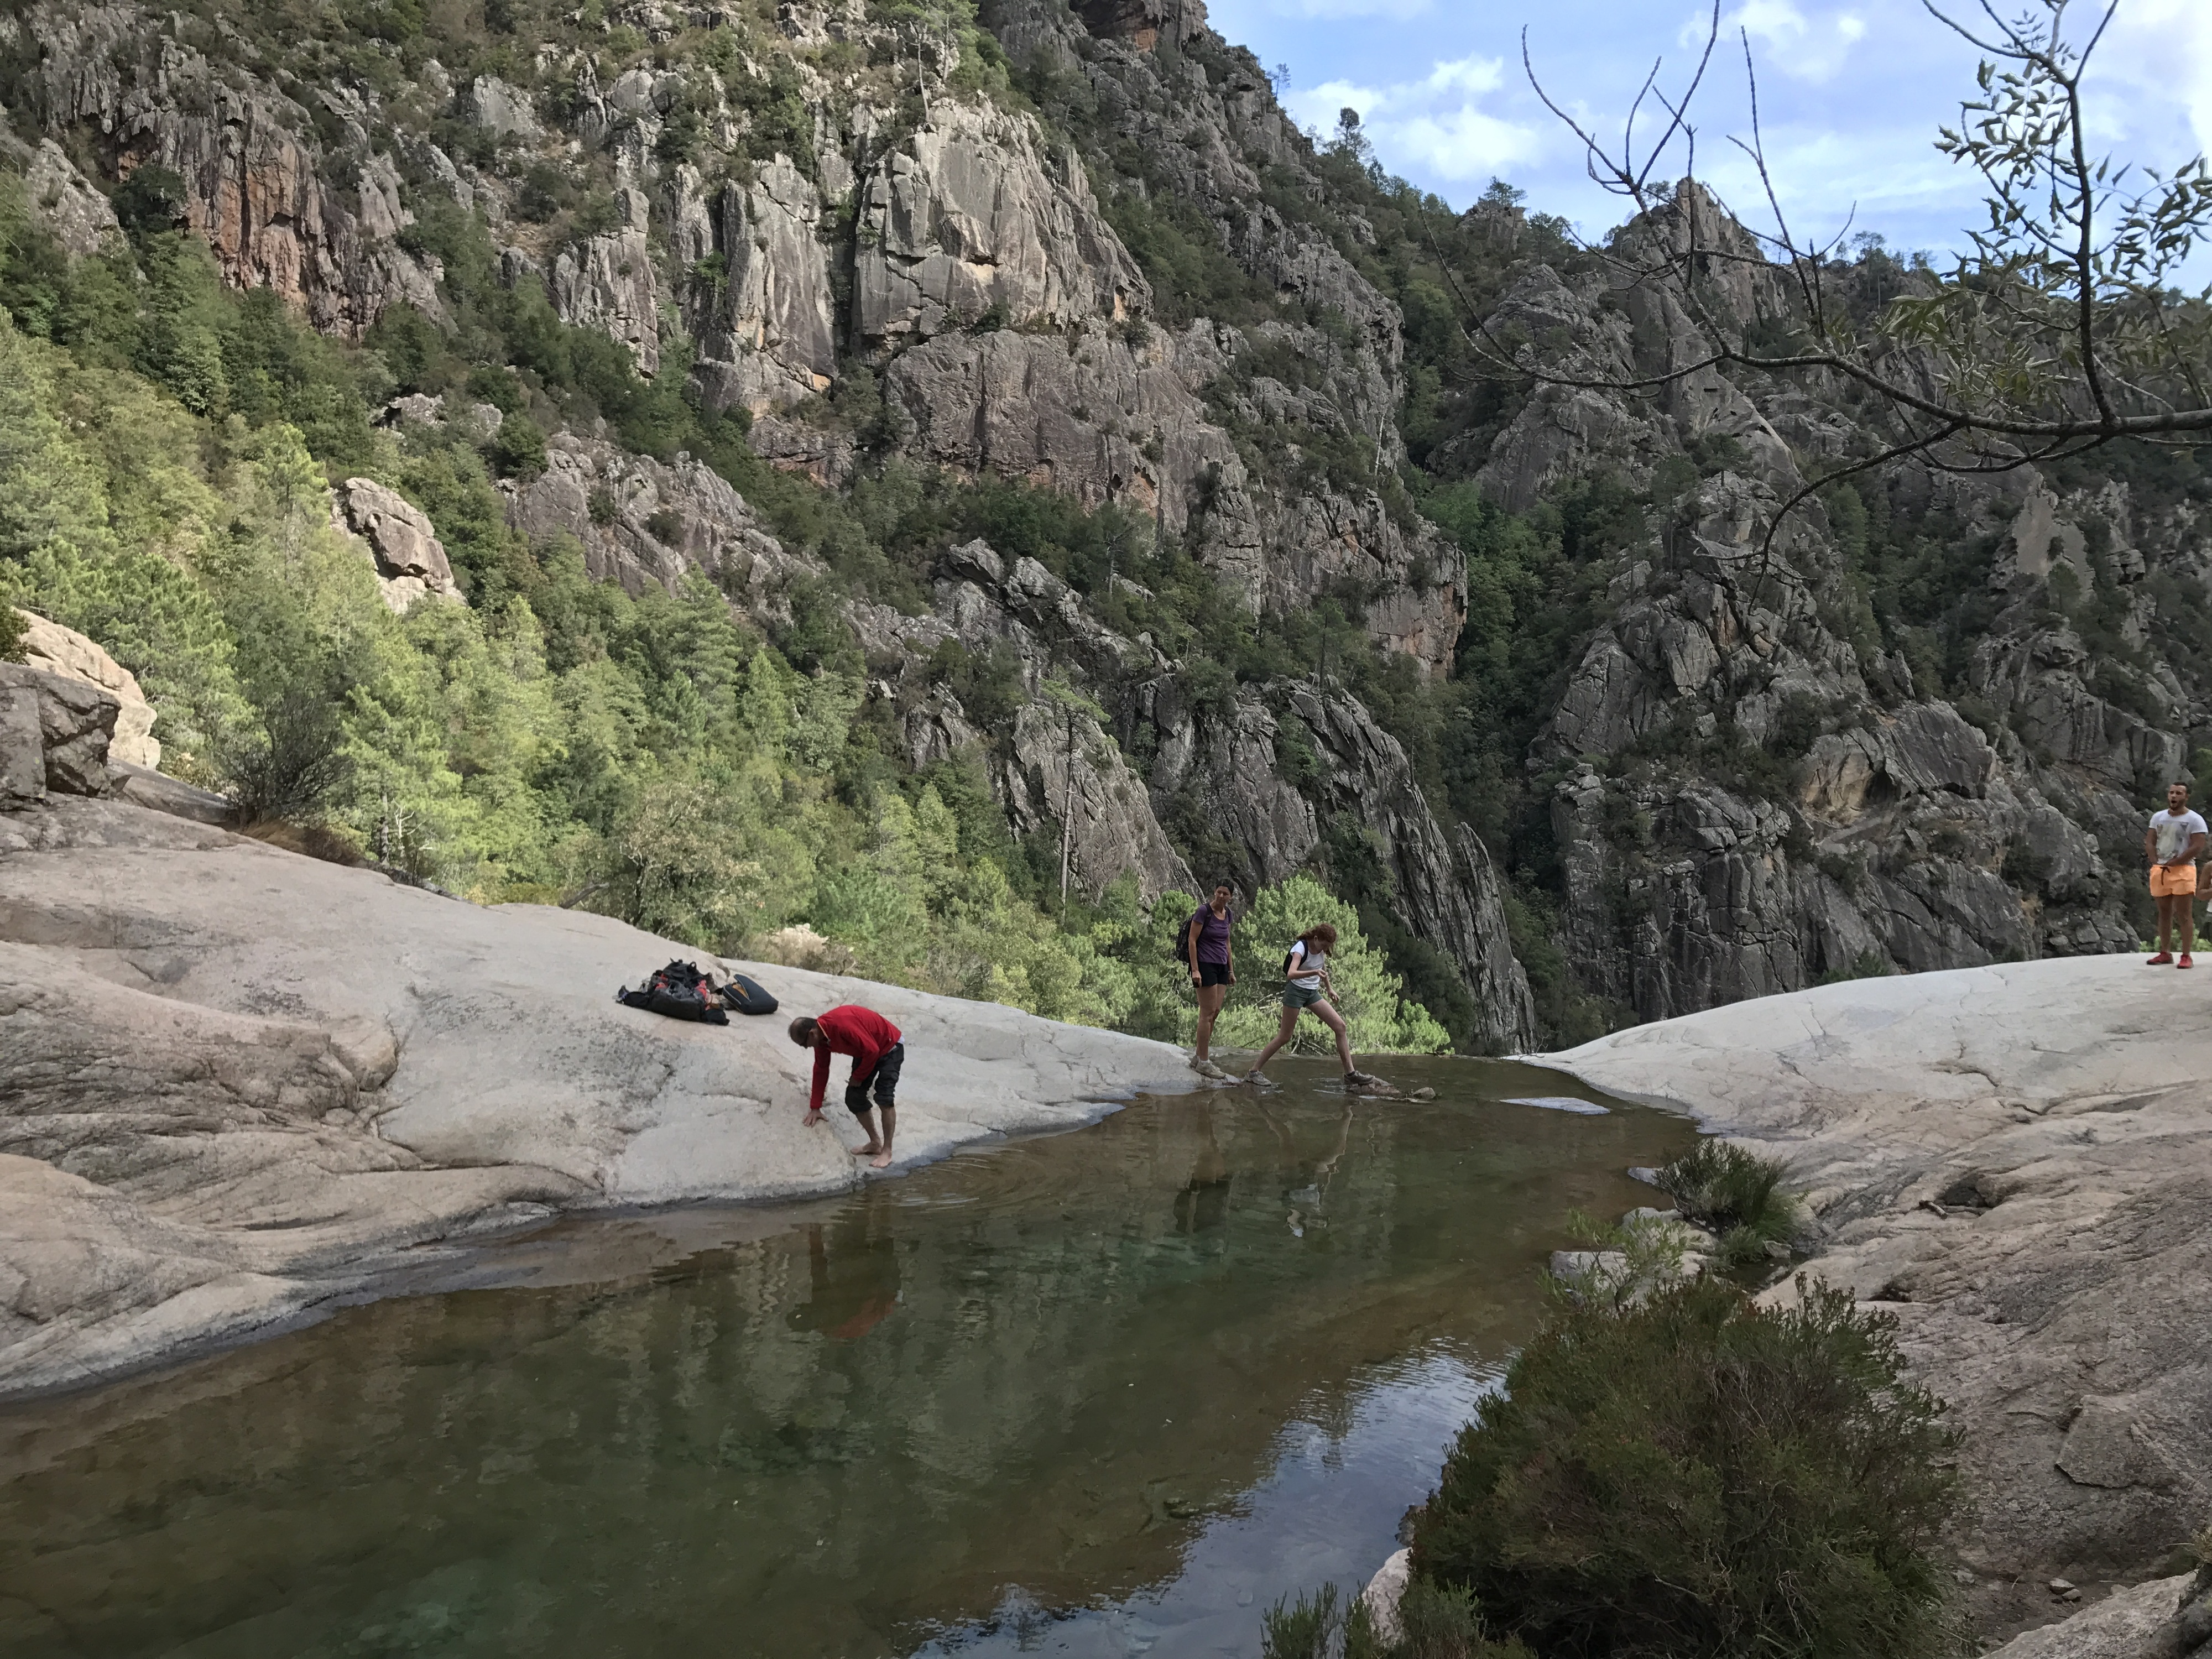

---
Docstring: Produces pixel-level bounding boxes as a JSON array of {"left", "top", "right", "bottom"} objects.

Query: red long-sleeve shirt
[{"left": 807, "top": 1005, "right": 902, "bottom": 1113}]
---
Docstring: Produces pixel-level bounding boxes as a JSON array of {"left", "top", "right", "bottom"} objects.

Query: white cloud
[
  {"left": 2093, "top": 0, "right": 2212, "bottom": 155},
  {"left": 1683, "top": 1, "right": 1867, "bottom": 84},
  {"left": 1382, "top": 105, "right": 1546, "bottom": 180},
  {"left": 1285, "top": 54, "right": 1540, "bottom": 181}
]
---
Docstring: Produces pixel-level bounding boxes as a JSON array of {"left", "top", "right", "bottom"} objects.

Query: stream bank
[
  {"left": 1549, "top": 957, "right": 2212, "bottom": 1652},
  {"left": 2, "top": 787, "right": 1199, "bottom": 1400}
]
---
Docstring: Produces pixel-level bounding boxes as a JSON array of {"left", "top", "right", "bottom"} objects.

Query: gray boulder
[
  {"left": 0, "top": 664, "right": 119, "bottom": 806},
  {"left": 332, "top": 479, "right": 462, "bottom": 613}
]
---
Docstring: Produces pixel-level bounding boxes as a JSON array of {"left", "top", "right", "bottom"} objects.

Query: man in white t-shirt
[{"left": 2145, "top": 780, "right": 2209, "bottom": 967}]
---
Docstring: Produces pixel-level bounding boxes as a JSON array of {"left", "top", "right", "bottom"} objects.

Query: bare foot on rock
[
  {"left": 870, "top": 1150, "right": 893, "bottom": 1170},
  {"left": 858, "top": 1141, "right": 884, "bottom": 1158}
]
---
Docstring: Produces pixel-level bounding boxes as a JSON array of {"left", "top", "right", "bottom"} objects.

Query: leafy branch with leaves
[{"left": 1449, "top": 0, "right": 2212, "bottom": 559}]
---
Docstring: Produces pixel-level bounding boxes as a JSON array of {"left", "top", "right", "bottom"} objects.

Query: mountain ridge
[{"left": 0, "top": 0, "right": 2202, "bottom": 1053}]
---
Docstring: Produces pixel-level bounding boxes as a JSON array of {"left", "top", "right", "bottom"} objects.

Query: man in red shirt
[{"left": 790, "top": 1006, "right": 904, "bottom": 1169}]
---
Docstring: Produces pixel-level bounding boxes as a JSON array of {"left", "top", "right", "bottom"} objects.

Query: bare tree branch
[{"left": 1445, "top": 0, "right": 2212, "bottom": 566}]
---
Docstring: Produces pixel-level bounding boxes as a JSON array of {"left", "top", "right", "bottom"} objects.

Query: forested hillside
[{"left": 1, "top": 0, "right": 2203, "bottom": 1051}]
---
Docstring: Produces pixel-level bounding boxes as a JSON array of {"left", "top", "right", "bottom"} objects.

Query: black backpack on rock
[
  {"left": 618, "top": 961, "right": 729, "bottom": 1025},
  {"left": 615, "top": 961, "right": 781, "bottom": 1023},
  {"left": 720, "top": 972, "right": 779, "bottom": 1016}
]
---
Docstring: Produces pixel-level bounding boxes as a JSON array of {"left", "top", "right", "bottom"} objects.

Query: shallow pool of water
[{"left": 0, "top": 1056, "right": 1692, "bottom": 1659}]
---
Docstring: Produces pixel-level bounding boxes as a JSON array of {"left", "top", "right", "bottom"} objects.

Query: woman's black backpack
[{"left": 1171, "top": 906, "right": 1211, "bottom": 964}]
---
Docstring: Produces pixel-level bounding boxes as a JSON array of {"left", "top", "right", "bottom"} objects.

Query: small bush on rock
[
  {"left": 1410, "top": 1277, "right": 1957, "bottom": 1659},
  {"left": 1262, "top": 1579, "right": 1530, "bottom": 1659},
  {"left": 1658, "top": 1139, "right": 1800, "bottom": 1266}
]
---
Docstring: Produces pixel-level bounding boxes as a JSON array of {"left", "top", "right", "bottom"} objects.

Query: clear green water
[{"left": 0, "top": 1057, "right": 1692, "bottom": 1659}]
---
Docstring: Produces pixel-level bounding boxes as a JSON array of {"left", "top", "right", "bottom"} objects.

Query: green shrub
[
  {"left": 1262, "top": 1579, "right": 1530, "bottom": 1659},
  {"left": 1411, "top": 1278, "right": 1957, "bottom": 1659},
  {"left": 489, "top": 413, "right": 547, "bottom": 479},
  {"left": 1657, "top": 1139, "right": 1801, "bottom": 1267}
]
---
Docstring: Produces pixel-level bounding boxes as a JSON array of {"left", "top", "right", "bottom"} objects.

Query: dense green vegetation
[
  {"left": 1402, "top": 1279, "right": 1957, "bottom": 1658},
  {"left": 1262, "top": 1279, "right": 1958, "bottom": 1658}
]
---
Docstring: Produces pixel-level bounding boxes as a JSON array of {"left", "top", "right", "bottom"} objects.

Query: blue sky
[{"left": 1207, "top": 0, "right": 2212, "bottom": 272}]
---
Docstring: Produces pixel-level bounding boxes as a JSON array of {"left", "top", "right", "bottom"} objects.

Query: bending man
[{"left": 792, "top": 1006, "right": 904, "bottom": 1168}]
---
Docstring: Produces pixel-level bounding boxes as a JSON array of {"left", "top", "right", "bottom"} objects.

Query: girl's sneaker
[
  {"left": 2148, "top": 951, "right": 2174, "bottom": 964},
  {"left": 2182, "top": 953, "right": 2195, "bottom": 969}
]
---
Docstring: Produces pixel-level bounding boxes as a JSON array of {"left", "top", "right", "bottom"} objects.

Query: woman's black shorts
[
  {"left": 846, "top": 1042, "right": 904, "bottom": 1115},
  {"left": 1196, "top": 962, "right": 1232, "bottom": 988}
]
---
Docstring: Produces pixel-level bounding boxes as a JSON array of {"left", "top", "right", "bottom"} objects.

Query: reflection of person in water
[
  {"left": 787, "top": 1216, "right": 902, "bottom": 1341},
  {"left": 1175, "top": 1107, "right": 1233, "bottom": 1235},
  {"left": 1276, "top": 1101, "right": 1354, "bottom": 1239}
]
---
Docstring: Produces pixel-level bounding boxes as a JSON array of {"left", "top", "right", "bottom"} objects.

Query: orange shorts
[{"left": 2151, "top": 863, "right": 2199, "bottom": 898}]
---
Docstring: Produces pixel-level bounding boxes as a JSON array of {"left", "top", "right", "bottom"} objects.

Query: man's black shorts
[
  {"left": 1196, "top": 962, "right": 1232, "bottom": 988},
  {"left": 846, "top": 1042, "right": 904, "bottom": 1115}
]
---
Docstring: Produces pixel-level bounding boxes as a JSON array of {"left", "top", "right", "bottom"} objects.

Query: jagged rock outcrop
[
  {"left": 550, "top": 190, "right": 660, "bottom": 376},
  {"left": 11, "top": 1, "right": 442, "bottom": 336},
  {"left": 677, "top": 156, "right": 837, "bottom": 413},
  {"left": 503, "top": 432, "right": 817, "bottom": 616},
  {"left": 853, "top": 99, "right": 1149, "bottom": 343},
  {"left": 0, "top": 663, "right": 119, "bottom": 805},
  {"left": 1073, "top": 0, "right": 1208, "bottom": 50},
  {"left": 332, "top": 479, "right": 463, "bottom": 614},
  {"left": 886, "top": 319, "right": 1249, "bottom": 546},
  {"left": 13, "top": 610, "right": 159, "bottom": 769},
  {"left": 1288, "top": 684, "right": 1538, "bottom": 1053},
  {"left": 852, "top": 538, "right": 1197, "bottom": 901},
  {"left": 0, "top": 135, "right": 120, "bottom": 255},
  {"left": 1488, "top": 207, "right": 2173, "bottom": 1019},
  {"left": 460, "top": 74, "right": 541, "bottom": 143}
]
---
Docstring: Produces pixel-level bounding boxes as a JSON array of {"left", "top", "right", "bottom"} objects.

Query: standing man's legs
[
  {"left": 865, "top": 1043, "right": 902, "bottom": 1167},
  {"left": 2182, "top": 887, "right": 2198, "bottom": 958},
  {"left": 848, "top": 1088, "right": 884, "bottom": 1157},
  {"left": 2158, "top": 890, "right": 2178, "bottom": 953}
]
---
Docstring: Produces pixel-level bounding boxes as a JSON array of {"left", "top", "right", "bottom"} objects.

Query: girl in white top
[{"left": 1243, "top": 924, "right": 1374, "bottom": 1086}]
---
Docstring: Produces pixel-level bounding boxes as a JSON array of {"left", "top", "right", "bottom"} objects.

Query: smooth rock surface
[
  {"left": 1983, "top": 1573, "right": 2192, "bottom": 1659},
  {"left": 1550, "top": 957, "right": 2212, "bottom": 1639},
  {"left": 0, "top": 796, "right": 1196, "bottom": 1398}
]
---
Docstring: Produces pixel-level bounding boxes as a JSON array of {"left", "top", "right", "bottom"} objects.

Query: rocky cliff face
[
  {"left": 0, "top": 0, "right": 1525, "bottom": 1045},
  {"left": 1466, "top": 192, "right": 2194, "bottom": 1023},
  {"left": 6, "top": 0, "right": 2194, "bottom": 1051}
]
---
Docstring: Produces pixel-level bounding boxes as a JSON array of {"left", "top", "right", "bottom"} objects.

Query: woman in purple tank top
[{"left": 1185, "top": 883, "right": 1237, "bottom": 1078}]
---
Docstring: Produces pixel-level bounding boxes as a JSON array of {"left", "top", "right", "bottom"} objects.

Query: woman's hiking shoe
[
  {"left": 2148, "top": 951, "right": 2175, "bottom": 964},
  {"left": 1243, "top": 1070, "right": 1272, "bottom": 1087},
  {"left": 1188, "top": 1055, "right": 1227, "bottom": 1079}
]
